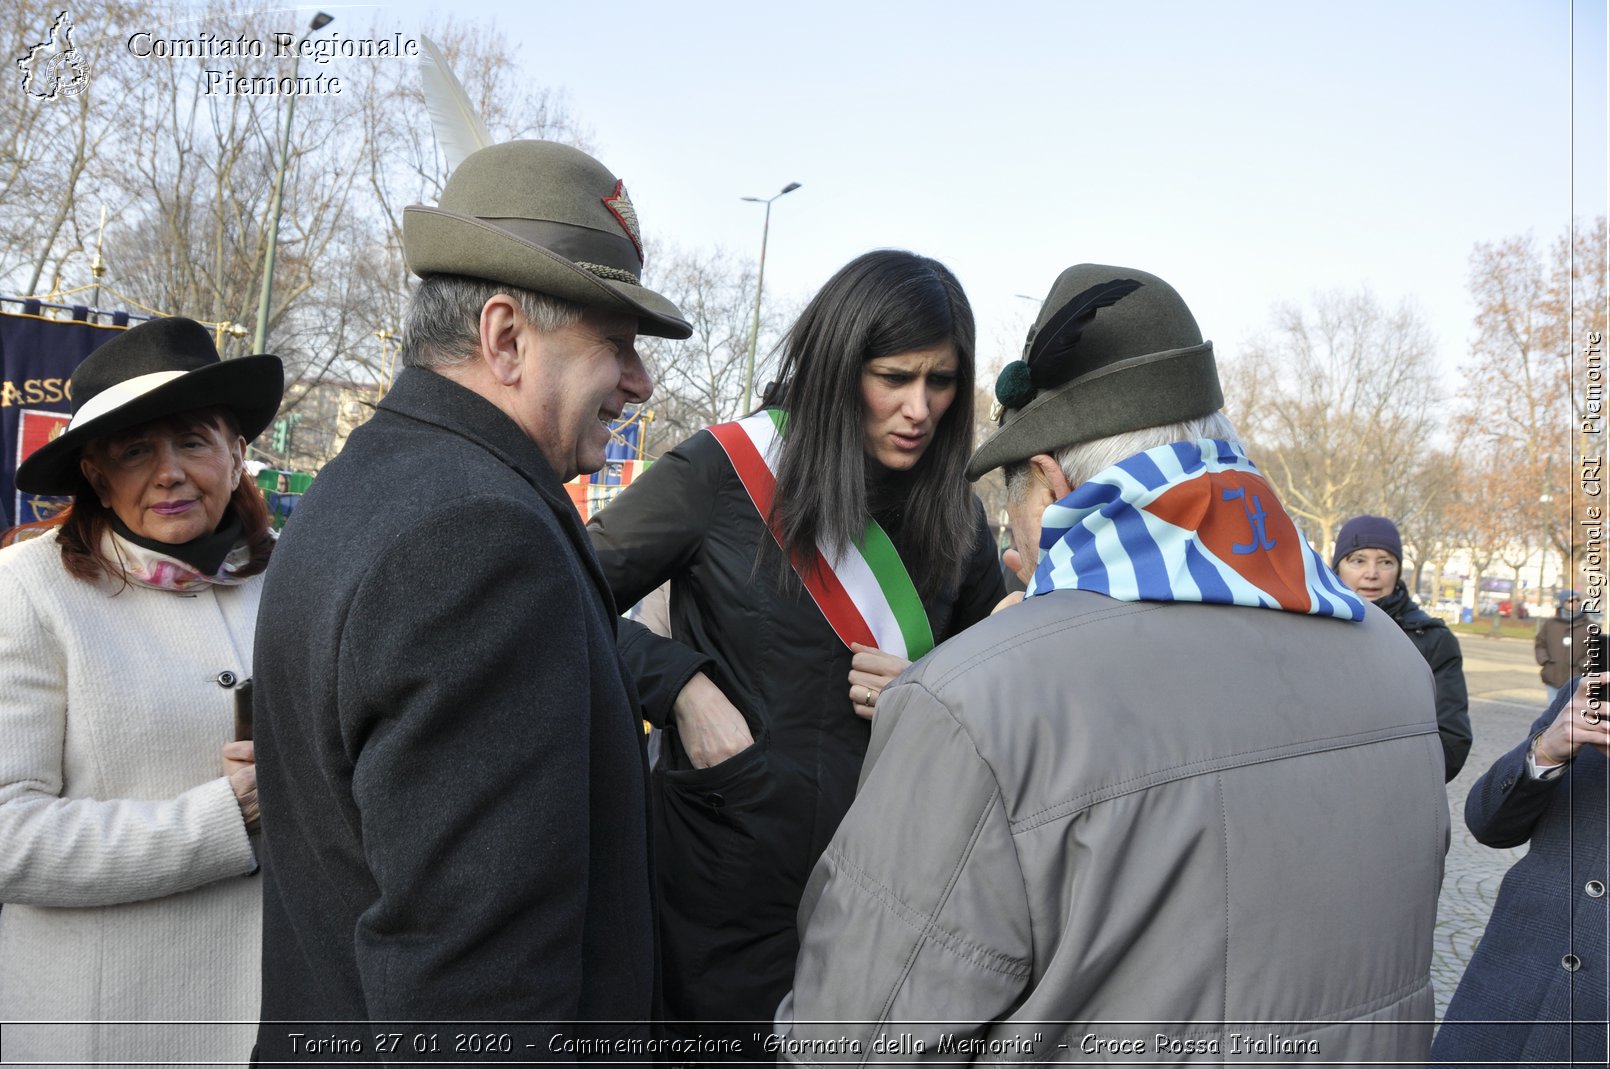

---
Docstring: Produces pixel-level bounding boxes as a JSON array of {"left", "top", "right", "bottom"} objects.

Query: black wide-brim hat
[
  {"left": 403, "top": 140, "right": 692, "bottom": 340},
  {"left": 14, "top": 316, "right": 284, "bottom": 496}
]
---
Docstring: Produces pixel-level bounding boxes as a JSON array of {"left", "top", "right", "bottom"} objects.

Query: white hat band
[{"left": 67, "top": 371, "right": 189, "bottom": 431}]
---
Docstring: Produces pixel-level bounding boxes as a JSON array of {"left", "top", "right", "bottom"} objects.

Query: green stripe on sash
[
  {"left": 857, "top": 521, "right": 935, "bottom": 660},
  {"left": 747, "top": 406, "right": 934, "bottom": 660}
]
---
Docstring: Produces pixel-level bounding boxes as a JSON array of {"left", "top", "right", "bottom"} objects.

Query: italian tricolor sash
[{"left": 706, "top": 410, "right": 935, "bottom": 660}]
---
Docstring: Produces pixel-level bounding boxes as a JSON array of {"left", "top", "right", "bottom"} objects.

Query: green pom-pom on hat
[{"left": 994, "top": 360, "right": 1035, "bottom": 412}]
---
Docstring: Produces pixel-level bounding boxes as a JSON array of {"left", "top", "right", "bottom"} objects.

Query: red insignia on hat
[
  {"left": 1144, "top": 470, "right": 1313, "bottom": 613},
  {"left": 602, "top": 180, "right": 644, "bottom": 264}
]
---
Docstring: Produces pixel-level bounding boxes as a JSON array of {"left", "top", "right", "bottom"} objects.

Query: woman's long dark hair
[{"left": 760, "top": 249, "right": 978, "bottom": 602}]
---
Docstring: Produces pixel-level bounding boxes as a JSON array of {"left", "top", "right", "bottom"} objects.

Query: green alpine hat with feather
[
  {"left": 966, "top": 263, "right": 1221, "bottom": 480},
  {"left": 403, "top": 140, "right": 692, "bottom": 340}
]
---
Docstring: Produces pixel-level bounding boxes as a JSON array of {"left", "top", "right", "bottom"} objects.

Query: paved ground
[{"left": 1431, "top": 633, "right": 1548, "bottom": 1021}]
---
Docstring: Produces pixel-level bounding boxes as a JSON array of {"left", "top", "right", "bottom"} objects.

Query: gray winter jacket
[{"left": 778, "top": 591, "right": 1448, "bottom": 1064}]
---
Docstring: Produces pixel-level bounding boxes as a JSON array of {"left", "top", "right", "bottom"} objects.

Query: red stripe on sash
[{"left": 706, "top": 422, "right": 878, "bottom": 651}]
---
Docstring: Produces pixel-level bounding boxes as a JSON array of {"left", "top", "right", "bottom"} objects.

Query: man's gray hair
[
  {"left": 1003, "top": 411, "right": 1243, "bottom": 504},
  {"left": 400, "top": 274, "right": 586, "bottom": 370}
]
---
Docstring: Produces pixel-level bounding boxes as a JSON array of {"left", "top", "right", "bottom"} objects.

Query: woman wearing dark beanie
[{"left": 1333, "top": 515, "right": 1473, "bottom": 780}]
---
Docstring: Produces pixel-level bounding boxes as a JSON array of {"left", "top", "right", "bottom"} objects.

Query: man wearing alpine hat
[
  {"left": 778, "top": 265, "right": 1448, "bottom": 1063},
  {"left": 253, "top": 141, "right": 691, "bottom": 1054}
]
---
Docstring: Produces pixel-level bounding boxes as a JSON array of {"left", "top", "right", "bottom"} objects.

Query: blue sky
[
  {"left": 125, "top": 1, "right": 1610, "bottom": 387},
  {"left": 432, "top": 0, "right": 1601, "bottom": 388}
]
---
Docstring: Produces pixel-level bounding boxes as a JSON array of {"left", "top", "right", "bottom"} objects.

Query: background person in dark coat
[
  {"left": 1333, "top": 514, "right": 1473, "bottom": 780},
  {"left": 1537, "top": 589, "right": 1592, "bottom": 703},
  {"left": 1431, "top": 676, "right": 1609, "bottom": 1065},
  {"left": 252, "top": 141, "right": 691, "bottom": 1057}
]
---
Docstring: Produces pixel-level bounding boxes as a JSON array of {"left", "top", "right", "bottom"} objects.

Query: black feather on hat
[
  {"left": 993, "top": 278, "right": 1145, "bottom": 411},
  {"left": 967, "top": 264, "right": 1221, "bottom": 481}
]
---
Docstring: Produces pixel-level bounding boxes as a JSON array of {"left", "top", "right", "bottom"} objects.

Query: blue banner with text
[{"left": 1, "top": 309, "right": 128, "bottom": 528}]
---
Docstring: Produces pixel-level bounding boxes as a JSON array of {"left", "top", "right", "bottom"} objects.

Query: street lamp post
[
  {"left": 252, "top": 11, "right": 334, "bottom": 355},
  {"left": 741, "top": 181, "right": 801, "bottom": 409}
]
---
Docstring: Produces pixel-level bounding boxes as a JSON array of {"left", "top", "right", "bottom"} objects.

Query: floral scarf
[{"left": 105, "top": 531, "right": 257, "bottom": 593}]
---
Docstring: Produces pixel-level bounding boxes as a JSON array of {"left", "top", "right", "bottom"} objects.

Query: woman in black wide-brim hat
[{"left": 0, "top": 316, "right": 282, "bottom": 1065}]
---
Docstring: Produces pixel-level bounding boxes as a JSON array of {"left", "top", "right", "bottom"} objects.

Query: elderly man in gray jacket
[{"left": 777, "top": 265, "right": 1448, "bottom": 1064}]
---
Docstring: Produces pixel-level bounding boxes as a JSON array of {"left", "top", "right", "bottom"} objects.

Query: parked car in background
[{"left": 1497, "top": 600, "right": 1530, "bottom": 620}]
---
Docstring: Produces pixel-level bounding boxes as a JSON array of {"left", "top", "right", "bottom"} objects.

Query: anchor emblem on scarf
[{"left": 1221, "top": 486, "right": 1276, "bottom": 554}]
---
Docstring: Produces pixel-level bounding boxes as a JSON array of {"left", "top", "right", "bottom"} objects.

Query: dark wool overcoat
[
  {"left": 252, "top": 368, "right": 656, "bottom": 1059},
  {"left": 1432, "top": 682, "right": 1608, "bottom": 1065}
]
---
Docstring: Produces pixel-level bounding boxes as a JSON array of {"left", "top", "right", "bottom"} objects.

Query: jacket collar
[
  {"left": 1375, "top": 581, "right": 1440, "bottom": 630},
  {"left": 377, "top": 367, "right": 620, "bottom": 623}
]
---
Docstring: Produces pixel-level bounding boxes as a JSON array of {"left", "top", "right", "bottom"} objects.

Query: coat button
[
  {"left": 1563, "top": 954, "right": 1583, "bottom": 972},
  {"left": 704, "top": 792, "right": 725, "bottom": 809},
  {"left": 1588, "top": 881, "right": 1606, "bottom": 898},
  {"left": 216, "top": 671, "right": 237, "bottom": 688},
  {"left": 1500, "top": 775, "right": 1516, "bottom": 791}
]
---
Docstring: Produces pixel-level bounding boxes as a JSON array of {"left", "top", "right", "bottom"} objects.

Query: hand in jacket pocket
[{"left": 673, "top": 671, "right": 755, "bottom": 768}]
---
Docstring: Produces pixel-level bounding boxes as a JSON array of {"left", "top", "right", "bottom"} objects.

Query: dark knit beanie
[{"left": 1332, "top": 515, "right": 1403, "bottom": 570}]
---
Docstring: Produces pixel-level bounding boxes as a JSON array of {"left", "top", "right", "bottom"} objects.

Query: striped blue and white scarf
[{"left": 1027, "top": 438, "right": 1366, "bottom": 620}]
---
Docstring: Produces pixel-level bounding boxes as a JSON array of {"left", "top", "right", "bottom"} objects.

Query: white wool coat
[{"left": 0, "top": 531, "right": 261, "bottom": 1065}]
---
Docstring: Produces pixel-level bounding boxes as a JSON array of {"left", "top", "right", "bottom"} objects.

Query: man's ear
[
  {"left": 477, "top": 294, "right": 526, "bottom": 387},
  {"left": 1027, "top": 453, "right": 1072, "bottom": 503}
]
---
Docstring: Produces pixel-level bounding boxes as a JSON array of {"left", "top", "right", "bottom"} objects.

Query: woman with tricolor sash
[{"left": 588, "top": 249, "right": 1005, "bottom": 1050}]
